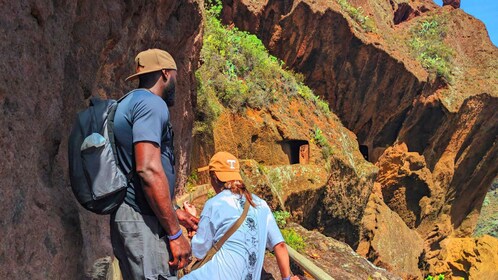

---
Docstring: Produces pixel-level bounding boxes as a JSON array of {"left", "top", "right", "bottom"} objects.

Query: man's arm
[{"left": 134, "top": 141, "right": 191, "bottom": 270}]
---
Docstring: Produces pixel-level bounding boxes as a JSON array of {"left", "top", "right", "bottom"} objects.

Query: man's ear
[{"left": 161, "top": 70, "right": 168, "bottom": 82}]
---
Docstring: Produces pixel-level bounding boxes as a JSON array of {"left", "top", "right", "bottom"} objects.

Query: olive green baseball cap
[{"left": 125, "top": 48, "right": 177, "bottom": 81}]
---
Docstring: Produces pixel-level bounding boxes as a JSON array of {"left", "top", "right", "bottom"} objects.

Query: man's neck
[{"left": 141, "top": 84, "right": 163, "bottom": 98}]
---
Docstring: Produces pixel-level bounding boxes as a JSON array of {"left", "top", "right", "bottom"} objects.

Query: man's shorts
[{"left": 111, "top": 202, "right": 177, "bottom": 280}]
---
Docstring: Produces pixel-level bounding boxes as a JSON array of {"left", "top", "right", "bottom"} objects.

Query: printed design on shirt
[
  {"left": 248, "top": 251, "right": 257, "bottom": 267},
  {"left": 241, "top": 201, "right": 259, "bottom": 280},
  {"left": 246, "top": 217, "right": 257, "bottom": 231}
]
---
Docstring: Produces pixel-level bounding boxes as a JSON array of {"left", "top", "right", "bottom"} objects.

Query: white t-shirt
[{"left": 182, "top": 190, "right": 284, "bottom": 280}]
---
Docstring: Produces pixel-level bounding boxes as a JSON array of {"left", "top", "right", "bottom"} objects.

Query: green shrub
[
  {"left": 186, "top": 170, "right": 199, "bottom": 193},
  {"left": 195, "top": 0, "right": 331, "bottom": 141},
  {"left": 207, "top": 189, "right": 216, "bottom": 199},
  {"left": 425, "top": 274, "right": 445, "bottom": 280},
  {"left": 313, "top": 127, "right": 334, "bottom": 160},
  {"left": 474, "top": 218, "right": 498, "bottom": 238},
  {"left": 337, "top": 0, "right": 375, "bottom": 32},
  {"left": 281, "top": 228, "right": 306, "bottom": 252},
  {"left": 199, "top": 0, "right": 332, "bottom": 113},
  {"left": 273, "top": 211, "right": 291, "bottom": 228},
  {"left": 409, "top": 16, "right": 454, "bottom": 82}
]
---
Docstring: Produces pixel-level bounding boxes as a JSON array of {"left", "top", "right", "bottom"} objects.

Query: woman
[{"left": 181, "top": 151, "right": 298, "bottom": 280}]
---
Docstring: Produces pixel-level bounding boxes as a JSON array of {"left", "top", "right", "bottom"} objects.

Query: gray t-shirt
[{"left": 114, "top": 89, "right": 175, "bottom": 215}]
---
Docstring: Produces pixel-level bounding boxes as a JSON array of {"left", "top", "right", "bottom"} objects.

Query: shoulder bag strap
[
  {"left": 190, "top": 199, "right": 250, "bottom": 271},
  {"left": 212, "top": 199, "right": 250, "bottom": 251}
]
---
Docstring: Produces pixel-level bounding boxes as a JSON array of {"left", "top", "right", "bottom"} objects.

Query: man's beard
[{"left": 164, "top": 78, "right": 176, "bottom": 106}]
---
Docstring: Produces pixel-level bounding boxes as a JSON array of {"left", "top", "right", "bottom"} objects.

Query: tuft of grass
[
  {"left": 425, "top": 274, "right": 445, "bottom": 280},
  {"left": 474, "top": 212, "right": 498, "bottom": 238},
  {"left": 185, "top": 170, "right": 199, "bottom": 193},
  {"left": 273, "top": 210, "right": 291, "bottom": 229},
  {"left": 337, "top": 0, "right": 375, "bottom": 32},
  {"left": 409, "top": 16, "right": 454, "bottom": 83},
  {"left": 312, "top": 127, "right": 334, "bottom": 160},
  {"left": 281, "top": 228, "right": 306, "bottom": 252}
]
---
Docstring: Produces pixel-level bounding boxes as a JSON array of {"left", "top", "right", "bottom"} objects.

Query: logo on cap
[{"left": 227, "top": 159, "right": 236, "bottom": 169}]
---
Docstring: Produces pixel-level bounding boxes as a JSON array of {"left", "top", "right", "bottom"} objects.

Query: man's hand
[
  {"left": 183, "top": 201, "right": 197, "bottom": 217},
  {"left": 176, "top": 208, "right": 199, "bottom": 238},
  {"left": 168, "top": 235, "right": 192, "bottom": 270}
]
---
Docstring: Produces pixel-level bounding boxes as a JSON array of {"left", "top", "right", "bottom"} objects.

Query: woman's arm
[{"left": 273, "top": 242, "right": 300, "bottom": 280}]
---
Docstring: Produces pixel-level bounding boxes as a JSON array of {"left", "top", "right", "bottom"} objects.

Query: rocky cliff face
[
  {"left": 0, "top": 0, "right": 202, "bottom": 278},
  {"left": 221, "top": 0, "right": 498, "bottom": 277},
  {"left": 202, "top": 88, "right": 378, "bottom": 248},
  {"left": 2, "top": 0, "right": 496, "bottom": 278}
]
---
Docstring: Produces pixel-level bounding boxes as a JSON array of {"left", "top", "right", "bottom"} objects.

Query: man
[{"left": 111, "top": 48, "right": 199, "bottom": 280}]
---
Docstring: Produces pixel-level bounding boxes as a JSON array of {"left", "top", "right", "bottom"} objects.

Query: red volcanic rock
[
  {"left": 0, "top": 0, "right": 202, "bottom": 278},
  {"left": 222, "top": 0, "right": 498, "bottom": 276},
  {"left": 359, "top": 192, "right": 424, "bottom": 279},
  {"left": 443, "top": 0, "right": 460, "bottom": 8},
  {"left": 222, "top": 0, "right": 498, "bottom": 241},
  {"left": 429, "top": 235, "right": 498, "bottom": 278},
  {"left": 375, "top": 143, "right": 442, "bottom": 233}
]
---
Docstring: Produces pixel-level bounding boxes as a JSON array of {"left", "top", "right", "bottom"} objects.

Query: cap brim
[
  {"left": 215, "top": 171, "right": 242, "bottom": 182},
  {"left": 125, "top": 67, "right": 165, "bottom": 82}
]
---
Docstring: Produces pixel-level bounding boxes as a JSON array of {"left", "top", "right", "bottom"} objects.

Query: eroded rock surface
[
  {"left": 359, "top": 190, "right": 424, "bottom": 279},
  {"left": 194, "top": 85, "right": 378, "bottom": 246},
  {"left": 0, "top": 1, "right": 202, "bottom": 278},
  {"left": 429, "top": 235, "right": 498, "bottom": 278},
  {"left": 375, "top": 143, "right": 442, "bottom": 233},
  {"left": 442, "top": 0, "right": 460, "bottom": 9},
  {"left": 221, "top": 0, "right": 498, "bottom": 277},
  {"left": 279, "top": 223, "right": 401, "bottom": 279}
]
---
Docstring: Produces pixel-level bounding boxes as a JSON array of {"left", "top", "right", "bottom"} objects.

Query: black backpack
[{"left": 68, "top": 94, "right": 131, "bottom": 214}]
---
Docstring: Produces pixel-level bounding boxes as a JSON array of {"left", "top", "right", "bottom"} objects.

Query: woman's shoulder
[
  {"left": 202, "top": 191, "right": 234, "bottom": 212},
  {"left": 251, "top": 193, "right": 269, "bottom": 207}
]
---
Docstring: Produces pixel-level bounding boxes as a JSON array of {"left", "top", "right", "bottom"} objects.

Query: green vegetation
[
  {"left": 297, "top": 83, "right": 331, "bottom": 115},
  {"left": 336, "top": 0, "right": 375, "bottom": 32},
  {"left": 474, "top": 210, "right": 498, "bottom": 238},
  {"left": 185, "top": 170, "right": 199, "bottom": 193},
  {"left": 474, "top": 183, "right": 498, "bottom": 238},
  {"left": 425, "top": 274, "right": 445, "bottom": 280},
  {"left": 312, "top": 127, "right": 333, "bottom": 160},
  {"left": 409, "top": 16, "right": 454, "bottom": 82},
  {"left": 207, "top": 189, "right": 216, "bottom": 199},
  {"left": 281, "top": 228, "right": 306, "bottom": 252},
  {"left": 273, "top": 210, "right": 291, "bottom": 228},
  {"left": 194, "top": 0, "right": 330, "bottom": 141}
]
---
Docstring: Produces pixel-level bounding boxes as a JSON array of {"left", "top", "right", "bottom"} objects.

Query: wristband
[
  {"left": 168, "top": 229, "right": 183, "bottom": 240},
  {"left": 282, "top": 276, "right": 291, "bottom": 280}
]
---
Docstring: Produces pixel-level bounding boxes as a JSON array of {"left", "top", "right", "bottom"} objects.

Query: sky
[{"left": 433, "top": 0, "right": 498, "bottom": 46}]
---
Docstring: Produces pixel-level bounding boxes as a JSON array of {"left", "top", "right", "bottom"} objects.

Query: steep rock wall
[
  {"left": 193, "top": 85, "right": 378, "bottom": 246},
  {"left": 221, "top": 0, "right": 497, "bottom": 242},
  {"left": 0, "top": 0, "right": 202, "bottom": 278}
]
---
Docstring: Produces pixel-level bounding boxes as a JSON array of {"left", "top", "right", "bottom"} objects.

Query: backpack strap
[
  {"left": 106, "top": 104, "right": 120, "bottom": 159},
  {"left": 107, "top": 91, "right": 134, "bottom": 180}
]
